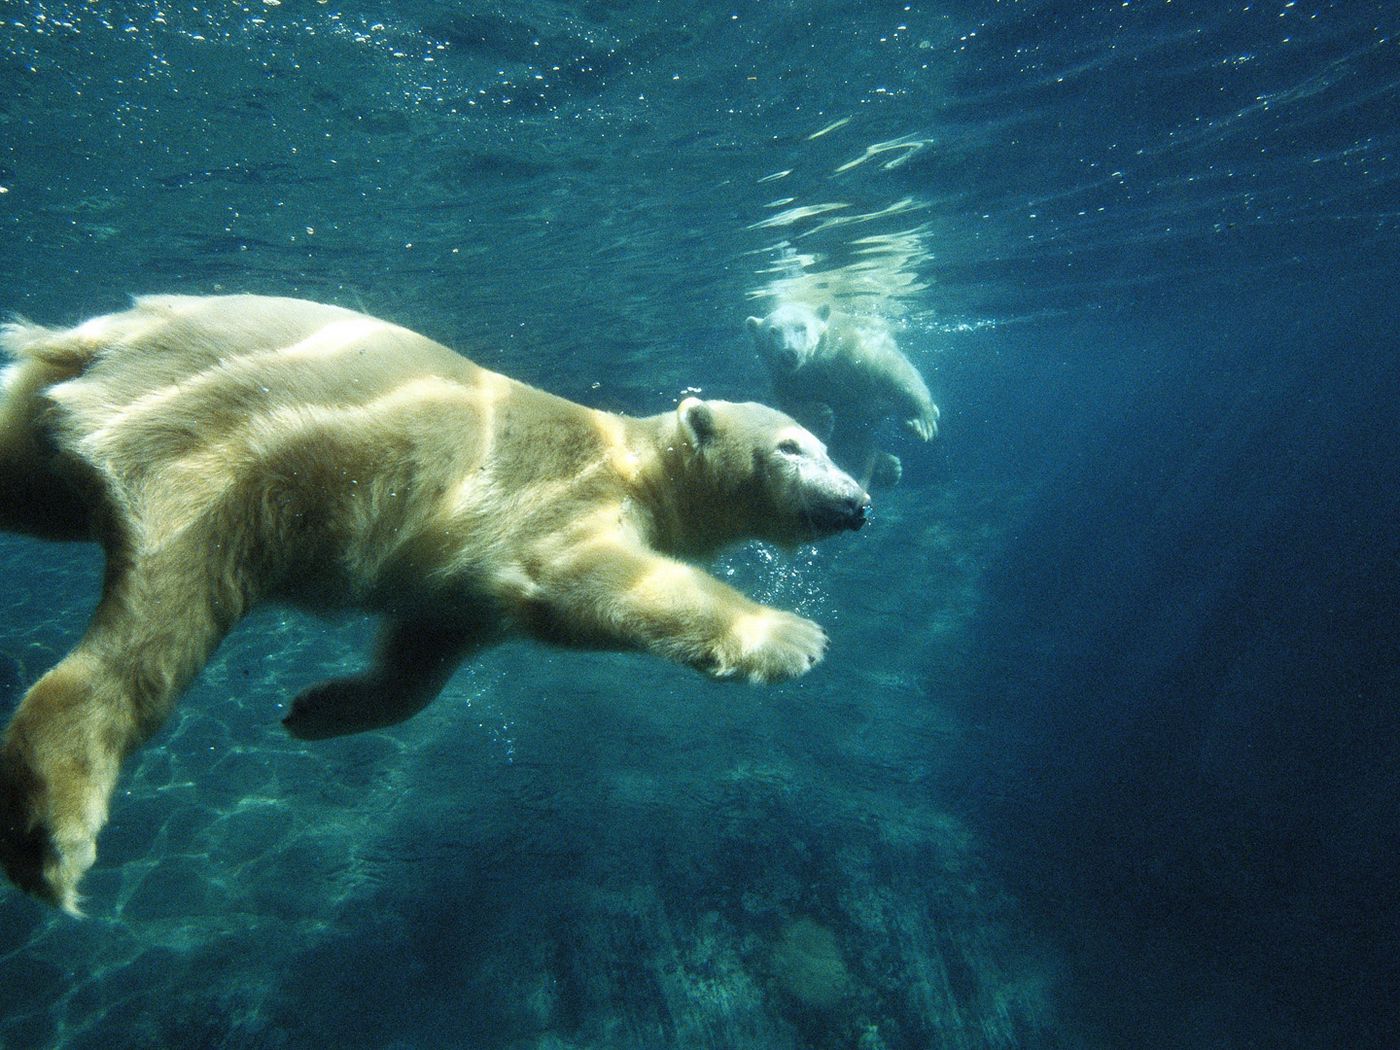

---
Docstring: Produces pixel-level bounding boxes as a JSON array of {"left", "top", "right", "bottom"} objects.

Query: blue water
[{"left": 1, "top": 2, "right": 1396, "bottom": 1047}]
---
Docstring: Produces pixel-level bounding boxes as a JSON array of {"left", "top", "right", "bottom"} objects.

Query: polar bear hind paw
[
  {"left": 1, "top": 755, "right": 94, "bottom": 915},
  {"left": 871, "top": 452, "right": 903, "bottom": 489}
]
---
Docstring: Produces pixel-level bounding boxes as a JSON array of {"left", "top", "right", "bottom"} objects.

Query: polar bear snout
[
  {"left": 836, "top": 490, "right": 872, "bottom": 531},
  {"left": 847, "top": 494, "right": 871, "bottom": 530},
  {"left": 803, "top": 477, "right": 870, "bottom": 535},
  {"left": 770, "top": 345, "right": 804, "bottom": 373}
]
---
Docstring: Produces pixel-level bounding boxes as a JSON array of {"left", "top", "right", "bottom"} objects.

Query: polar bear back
[
  {"left": 46, "top": 294, "right": 473, "bottom": 440},
  {"left": 30, "top": 296, "right": 478, "bottom": 497}
]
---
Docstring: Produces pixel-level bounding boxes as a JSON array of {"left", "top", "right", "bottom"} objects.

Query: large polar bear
[
  {"left": 0, "top": 294, "right": 869, "bottom": 912},
  {"left": 747, "top": 302, "right": 939, "bottom": 488}
]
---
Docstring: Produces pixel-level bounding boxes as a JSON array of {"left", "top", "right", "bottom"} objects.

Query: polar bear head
[
  {"left": 675, "top": 396, "right": 868, "bottom": 548},
  {"left": 746, "top": 302, "right": 832, "bottom": 375}
]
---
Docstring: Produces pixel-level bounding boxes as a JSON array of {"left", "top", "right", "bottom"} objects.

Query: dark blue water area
[
  {"left": 955, "top": 272, "right": 1400, "bottom": 1047},
  {"left": 2, "top": 2, "right": 1397, "bottom": 1048}
]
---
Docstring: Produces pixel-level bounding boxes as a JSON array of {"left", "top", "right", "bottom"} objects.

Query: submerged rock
[{"left": 768, "top": 916, "right": 853, "bottom": 1010}]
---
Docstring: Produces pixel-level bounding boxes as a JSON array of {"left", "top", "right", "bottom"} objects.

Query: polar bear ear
[
  {"left": 745, "top": 316, "right": 762, "bottom": 333},
  {"left": 678, "top": 396, "right": 718, "bottom": 448},
  {"left": 817, "top": 303, "right": 832, "bottom": 322}
]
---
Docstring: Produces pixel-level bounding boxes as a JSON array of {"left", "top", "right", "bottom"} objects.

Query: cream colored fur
[
  {"left": 0, "top": 294, "right": 867, "bottom": 912},
  {"left": 746, "top": 302, "right": 939, "bottom": 488}
]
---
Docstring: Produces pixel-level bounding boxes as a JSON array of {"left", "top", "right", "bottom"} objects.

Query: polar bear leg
[
  {"left": 0, "top": 545, "right": 236, "bottom": 913},
  {"left": 533, "top": 542, "right": 827, "bottom": 683},
  {"left": 0, "top": 355, "right": 91, "bottom": 540},
  {"left": 282, "top": 619, "right": 475, "bottom": 740}
]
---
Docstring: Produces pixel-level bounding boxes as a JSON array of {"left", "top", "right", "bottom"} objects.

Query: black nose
[{"left": 846, "top": 494, "right": 871, "bottom": 530}]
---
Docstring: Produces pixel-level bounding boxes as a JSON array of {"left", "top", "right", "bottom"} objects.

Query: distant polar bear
[
  {"left": 0, "top": 293, "right": 870, "bottom": 913},
  {"left": 747, "top": 302, "right": 939, "bottom": 488}
]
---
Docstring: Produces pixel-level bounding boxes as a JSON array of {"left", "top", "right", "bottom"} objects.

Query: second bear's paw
[
  {"left": 718, "top": 610, "right": 828, "bottom": 683},
  {"left": 904, "top": 402, "right": 940, "bottom": 441},
  {"left": 871, "top": 451, "right": 903, "bottom": 489},
  {"left": 808, "top": 403, "right": 836, "bottom": 442}
]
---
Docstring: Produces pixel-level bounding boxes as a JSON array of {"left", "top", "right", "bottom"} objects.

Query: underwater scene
[{"left": 1, "top": 1, "right": 1396, "bottom": 1047}]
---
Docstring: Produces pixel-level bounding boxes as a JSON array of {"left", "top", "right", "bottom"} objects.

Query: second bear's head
[
  {"left": 746, "top": 302, "right": 831, "bottom": 375},
  {"left": 673, "top": 396, "right": 868, "bottom": 549}
]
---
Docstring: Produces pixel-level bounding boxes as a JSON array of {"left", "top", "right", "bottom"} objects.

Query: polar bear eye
[{"left": 777, "top": 438, "right": 802, "bottom": 455}]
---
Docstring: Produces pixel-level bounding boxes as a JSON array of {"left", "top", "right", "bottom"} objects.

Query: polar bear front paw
[
  {"left": 716, "top": 610, "right": 828, "bottom": 684},
  {"left": 904, "top": 401, "right": 939, "bottom": 441}
]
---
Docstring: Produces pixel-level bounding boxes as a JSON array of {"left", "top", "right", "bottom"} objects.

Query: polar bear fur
[
  {"left": 0, "top": 293, "right": 869, "bottom": 912},
  {"left": 746, "top": 302, "right": 939, "bottom": 488}
]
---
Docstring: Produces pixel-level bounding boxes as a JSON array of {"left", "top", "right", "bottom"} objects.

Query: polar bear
[
  {"left": 0, "top": 294, "right": 869, "bottom": 912},
  {"left": 746, "top": 302, "right": 939, "bottom": 488}
]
